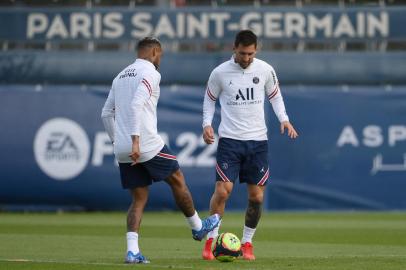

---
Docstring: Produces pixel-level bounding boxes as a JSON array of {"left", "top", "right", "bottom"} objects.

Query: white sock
[
  {"left": 207, "top": 219, "right": 222, "bottom": 239},
  {"left": 186, "top": 211, "right": 202, "bottom": 231},
  {"left": 126, "top": 232, "right": 139, "bottom": 254},
  {"left": 241, "top": 225, "right": 256, "bottom": 244}
]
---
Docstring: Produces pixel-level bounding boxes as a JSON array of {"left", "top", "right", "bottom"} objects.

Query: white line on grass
[{"left": 0, "top": 258, "right": 193, "bottom": 269}]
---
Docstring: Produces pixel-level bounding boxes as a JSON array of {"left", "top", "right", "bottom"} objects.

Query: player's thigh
[
  {"left": 215, "top": 138, "right": 242, "bottom": 183},
  {"left": 143, "top": 145, "right": 180, "bottom": 182},
  {"left": 119, "top": 162, "right": 151, "bottom": 189},
  {"left": 240, "top": 141, "right": 270, "bottom": 186}
]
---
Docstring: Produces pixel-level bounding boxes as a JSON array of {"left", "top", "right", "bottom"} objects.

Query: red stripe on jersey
[
  {"left": 143, "top": 78, "right": 152, "bottom": 91},
  {"left": 258, "top": 168, "right": 269, "bottom": 186},
  {"left": 142, "top": 79, "right": 152, "bottom": 96},
  {"left": 268, "top": 89, "right": 278, "bottom": 100},
  {"left": 207, "top": 88, "right": 216, "bottom": 101},
  {"left": 216, "top": 163, "right": 231, "bottom": 182},
  {"left": 157, "top": 152, "right": 177, "bottom": 160},
  {"left": 268, "top": 84, "right": 279, "bottom": 100}
]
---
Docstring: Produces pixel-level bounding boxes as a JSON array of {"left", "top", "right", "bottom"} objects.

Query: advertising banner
[{"left": 0, "top": 85, "right": 405, "bottom": 210}]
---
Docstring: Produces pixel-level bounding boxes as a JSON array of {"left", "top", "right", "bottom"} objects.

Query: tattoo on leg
[
  {"left": 166, "top": 170, "right": 196, "bottom": 217},
  {"left": 174, "top": 188, "right": 196, "bottom": 217},
  {"left": 245, "top": 200, "right": 262, "bottom": 228},
  {"left": 127, "top": 203, "right": 138, "bottom": 232}
]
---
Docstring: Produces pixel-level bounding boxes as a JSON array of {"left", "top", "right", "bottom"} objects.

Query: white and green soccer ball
[{"left": 212, "top": 232, "right": 242, "bottom": 262}]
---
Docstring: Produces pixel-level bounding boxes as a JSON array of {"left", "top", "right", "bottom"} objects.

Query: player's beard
[{"left": 239, "top": 61, "right": 251, "bottom": 69}]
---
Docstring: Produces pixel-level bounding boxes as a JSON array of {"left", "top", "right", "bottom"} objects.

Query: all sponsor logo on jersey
[
  {"left": 34, "top": 118, "right": 90, "bottom": 180},
  {"left": 236, "top": 88, "right": 254, "bottom": 101},
  {"left": 227, "top": 87, "right": 262, "bottom": 106}
]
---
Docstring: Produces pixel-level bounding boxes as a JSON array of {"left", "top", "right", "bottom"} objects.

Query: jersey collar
[
  {"left": 230, "top": 55, "right": 256, "bottom": 73},
  {"left": 135, "top": 58, "right": 156, "bottom": 70}
]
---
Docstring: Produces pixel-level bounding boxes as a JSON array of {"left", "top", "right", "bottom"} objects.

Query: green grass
[{"left": 1, "top": 212, "right": 406, "bottom": 270}]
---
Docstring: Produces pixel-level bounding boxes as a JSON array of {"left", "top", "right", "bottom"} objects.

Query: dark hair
[
  {"left": 234, "top": 30, "right": 257, "bottom": 48},
  {"left": 137, "top": 37, "right": 161, "bottom": 51}
]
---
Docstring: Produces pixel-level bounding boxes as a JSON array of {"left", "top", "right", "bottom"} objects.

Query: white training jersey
[
  {"left": 203, "top": 56, "right": 289, "bottom": 141},
  {"left": 101, "top": 58, "right": 164, "bottom": 163}
]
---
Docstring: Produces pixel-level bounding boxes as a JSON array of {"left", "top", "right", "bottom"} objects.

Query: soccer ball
[{"left": 212, "top": 232, "right": 241, "bottom": 262}]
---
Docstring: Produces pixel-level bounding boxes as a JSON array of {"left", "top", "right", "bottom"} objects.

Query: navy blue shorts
[
  {"left": 215, "top": 138, "right": 270, "bottom": 186},
  {"left": 119, "top": 145, "right": 180, "bottom": 189}
]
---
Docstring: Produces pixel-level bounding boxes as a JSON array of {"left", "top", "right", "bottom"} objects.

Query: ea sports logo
[{"left": 34, "top": 118, "right": 90, "bottom": 180}]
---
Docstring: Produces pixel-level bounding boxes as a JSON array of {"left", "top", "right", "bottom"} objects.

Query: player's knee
[
  {"left": 248, "top": 193, "right": 264, "bottom": 204},
  {"left": 130, "top": 187, "right": 148, "bottom": 201},
  {"left": 166, "top": 169, "right": 186, "bottom": 188},
  {"left": 215, "top": 187, "right": 231, "bottom": 201}
]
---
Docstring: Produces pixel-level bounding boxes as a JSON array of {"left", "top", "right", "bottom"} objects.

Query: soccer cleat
[
  {"left": 125, "top": 251, "right": 150, "bottom": 264},
  {"left": 202, "top": 238, "right": 215, "bottom": 260},
  {"left": 192, "top": 213, "right": 221, "bottom": 241},
  {"left": 241, "top": 242, "right": 255, "bottom": 260}
]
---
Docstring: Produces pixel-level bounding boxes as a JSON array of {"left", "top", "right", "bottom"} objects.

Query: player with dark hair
[
  {"left": 101, "top": 37, "right": 220, "bottom": 264},
  {"left": 201, "top": 30, "right": 298, "bottom": 260}
]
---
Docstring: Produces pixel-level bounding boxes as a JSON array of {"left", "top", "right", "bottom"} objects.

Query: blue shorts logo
[{"left": 222, "top": 162, "right": 228, "bottom": 170}]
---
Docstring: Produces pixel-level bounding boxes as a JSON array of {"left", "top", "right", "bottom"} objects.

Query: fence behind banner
[{"left": 1, "top": 51, "right": 406, "bottom": 85}]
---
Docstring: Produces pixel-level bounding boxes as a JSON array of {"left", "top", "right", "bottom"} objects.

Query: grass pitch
[{"left": 0, "top": 211, "right": 405, "bottom": 270}]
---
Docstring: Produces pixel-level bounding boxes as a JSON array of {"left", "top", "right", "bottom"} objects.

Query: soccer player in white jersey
[
  {"left": 101, "top": 37, "right": 220, "bottom": 264},
  {"left": 201, "top": 30, "right": 298, "bottom": 260}
]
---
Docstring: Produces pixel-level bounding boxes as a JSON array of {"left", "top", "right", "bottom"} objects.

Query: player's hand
[
  {"left": 129, "top": 147, "right": 140, "bottom": 166},
  {"left": 129, "top": 136, "right": 141, "bottom": 165},
  {"left": 203, "top": 125, "right": 215, "bottom": 144},
  {"left": 281, "top": 121, "right": 298, "bottom": 139}
]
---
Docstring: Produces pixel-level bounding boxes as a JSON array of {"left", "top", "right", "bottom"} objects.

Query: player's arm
[
  {"left": 101, "top": 87, "right": 115, "bottom": 143},
  {"left": 266, "top": 69, "right": 298, "bottom": 139},
  {"left": 129, "top": 75, "right": 153, "bottom": 164},
  {"left": 202, "top": 71, "right": 221, "bottom": 144}
]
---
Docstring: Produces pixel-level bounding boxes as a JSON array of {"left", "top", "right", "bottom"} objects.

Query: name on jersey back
[{"left": 119, "top": 68, "right": 137, "bottom": 79}]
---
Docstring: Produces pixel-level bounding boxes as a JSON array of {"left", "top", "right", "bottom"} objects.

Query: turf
[{"left": 0, "top": 212, "right": 405, "bottom": 270}]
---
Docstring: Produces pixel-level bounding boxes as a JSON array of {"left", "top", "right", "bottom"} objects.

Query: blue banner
[
  {"left": 0, "top": 85, "right": 405, "bottom": 210},
  {"left": 0, "top": 7, "right": 404, "bottom": 41}
]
